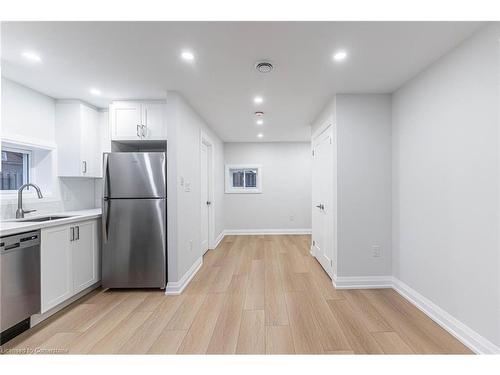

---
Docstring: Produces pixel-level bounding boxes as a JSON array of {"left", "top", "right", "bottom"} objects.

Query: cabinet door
[
  {"left": 72, "top": 220, "right": 99, "bottom": 294},
  {"left": 80, "top": 104, "right": 100, "bottom": 177},
  {"left": 55, "top": 102, "right": 83, "bottom": 176},
  {"left": 142, "top": 102, "right": 167, "bottom": 140},
  {"left": 110, "top": 101, "right": 143, "bottom": 140},
  {"left": 41, "top": 225, "right": 73, "bottom": 313}
]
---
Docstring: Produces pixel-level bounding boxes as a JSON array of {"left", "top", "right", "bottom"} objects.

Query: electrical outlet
[{"left": 372, "top": 245, "right": 381, "bottom": 258}]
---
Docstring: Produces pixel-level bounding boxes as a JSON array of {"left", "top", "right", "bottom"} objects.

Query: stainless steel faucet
[{"left": 16, "top": 183, "right": 43, "bottom": 219}]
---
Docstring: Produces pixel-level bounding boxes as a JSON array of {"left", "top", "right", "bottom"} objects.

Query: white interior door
[
  {"left": 311, "top": 125, "right": 335, "bottom": 278},
  {"left": 200, "top": 142, "right": 210, "bottom": 254}
]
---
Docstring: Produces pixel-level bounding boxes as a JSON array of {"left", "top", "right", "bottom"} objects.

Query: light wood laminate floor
[{"left": 2, "top": 235, "right": 471, "bottom": 354}]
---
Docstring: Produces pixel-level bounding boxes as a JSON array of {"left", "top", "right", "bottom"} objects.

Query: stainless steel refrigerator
[{"left": 102, "top": 152, "right": 167, "bottom": 288}]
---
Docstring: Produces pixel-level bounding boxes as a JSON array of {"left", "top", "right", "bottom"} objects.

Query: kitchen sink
[{"left": 17, "top": 215, "right": 73, "bottom": 222}]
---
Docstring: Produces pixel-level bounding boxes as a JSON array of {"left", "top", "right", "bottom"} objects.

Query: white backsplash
[
  {"left": 94, "top": 178, "right": 103, "bottom": 208},
  {"left": 0, "top": 177, "right": 99, "bottom": 220},
  {"left": 0, "top": 199, "right": 64, "bottom": 220}
]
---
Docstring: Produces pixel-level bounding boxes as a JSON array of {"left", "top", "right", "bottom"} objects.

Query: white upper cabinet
[
  {"left": 142, "top": 102, "right": 166, "bottom": 140},
  {"left": 110, "top": 101, "right": 142, "bottom": 140},
  {"left": 55, "top": 101, "right": 102, "bottom": 178},
  {"left": 110, "top": 100, "right": 166, "bottom": 141}
]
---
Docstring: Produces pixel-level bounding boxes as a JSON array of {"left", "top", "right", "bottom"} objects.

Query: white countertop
[{"left": 0, "top": 208, "right": 102, "bottom": 237}]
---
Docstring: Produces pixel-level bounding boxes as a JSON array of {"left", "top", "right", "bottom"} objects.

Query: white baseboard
[
  {"left": 332, "top": 274, "right": 500, "bottom": 354},
  {"left": 211, "top": 231, "right": 225, "bottom": 249},
  {"left": 224, "top": 228, "right": 312, "bottom": 235},
  {"left": 165, "top": 257, "right": 202, "bottom": 295},
  {"left": 332, "top": 275, "right": 393, "bottom": 289},
  {"left": 391, "top": 278, "right": 500, "bottom": 355}
]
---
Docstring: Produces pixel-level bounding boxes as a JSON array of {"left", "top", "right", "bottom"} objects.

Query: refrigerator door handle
[
  {"left": 103, "top": 153, "right": 110, "bottom": 243},
  {"left": 102, "top": 198, "right": 110, "bottom": 243}
]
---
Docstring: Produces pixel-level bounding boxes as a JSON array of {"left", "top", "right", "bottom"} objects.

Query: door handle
[
  {"left": 102, "top": 198, "right": 110, "bottom": 243},
  {"left": 75, "top": 226, "right": 80, "bottom": 241},
  {"left": 82, "top": 160, "right": 87, "bottom": 174},
  {"left": 70, "top": 227, "right": 75, "bottom": 241}
]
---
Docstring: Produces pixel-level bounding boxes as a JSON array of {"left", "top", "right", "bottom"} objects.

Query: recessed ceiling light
[
  {"left": 255, "top": 62, "right": 274, "bottom": 74},
  {"left": 333, "top": 50, "right": 348, "bottom": 62},
  {"left": 22, "top": 51, "right": 42, "bottom": 63},
  {"left": 256, "top": 119, "right": 264, "bottom": 125},
  {"left": 257, "top": 133, "right": 263, "bottom": 138},
  {"left": 254, "top": 111, "right": 264, "bottom": 117},
  {"left": 181, "top": 50, "right": 195, "bottom": 61},
  {"left": 254, "top": 96, "right": 263, "bottom": 104},
  {"left": 90, "top": 88, "right": 101, "bottom": 96}
]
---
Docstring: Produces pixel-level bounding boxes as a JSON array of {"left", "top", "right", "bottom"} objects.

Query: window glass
[
  {"left": 225, "top": 164, "right": 261, "bottom": 193},
  {"left": 245, "top": 170, "right": 257, "bottom": 188},
  {"left": 1, "top": 150, "right": 29, "bottom": 190},
  {"left": 231, "top": 170, "right": 245, "bottom": 187}
]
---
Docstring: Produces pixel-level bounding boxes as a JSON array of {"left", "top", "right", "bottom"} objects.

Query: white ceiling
[{"left": 1, "top": 21, "right": 485, "bottom": 142}]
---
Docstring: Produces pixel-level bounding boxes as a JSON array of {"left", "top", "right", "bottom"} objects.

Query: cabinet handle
[
  {"left": 141, "top": 125, "right": 147, "bottom": 138},
  {"left": 70, "top": 227, "right": 75, "bottom": 241},
  {"left": 82, "top": 160, "right": 87, "bottom": 174},
  {"left": 137, "top": 124, "right": 142, "bottom": 138},
  {"left": 75, "top": 226, "right": 80, "bottom": 241}
]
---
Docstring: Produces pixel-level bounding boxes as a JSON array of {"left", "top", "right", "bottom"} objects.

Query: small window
[
  {"left": 225, "top": 164, "right": 262, "bottom": 193},
  {"left": 1, "top": 148, "right": 31, "bottom": 191}
]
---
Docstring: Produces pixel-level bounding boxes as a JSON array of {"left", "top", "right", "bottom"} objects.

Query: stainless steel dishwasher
[{"left": 0, "top": 230, "right": 41, "bottom": 345}]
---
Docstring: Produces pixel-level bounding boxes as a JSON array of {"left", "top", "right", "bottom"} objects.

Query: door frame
[
  {"left": 311, "top": 122, "right": 338, "bottom": 279},
  {"left": 200, "top": 130, "right": 216, "bottom": 253}
]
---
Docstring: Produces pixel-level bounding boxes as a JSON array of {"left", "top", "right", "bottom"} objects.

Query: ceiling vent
[{"left": 255, "top": 62, "right": 274, "bottom": 73}]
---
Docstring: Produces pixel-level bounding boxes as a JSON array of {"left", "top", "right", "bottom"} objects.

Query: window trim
[
  {"left": 225, "top": 164, "right": 262, "bottom": 194},
  {"left": 1, "top": 146, "right": 32, "bottom": 193}
]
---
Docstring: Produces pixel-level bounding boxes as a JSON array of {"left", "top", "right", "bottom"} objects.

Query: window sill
[{"left": 225, "top": 189, "right": 262, "bottom": 194}]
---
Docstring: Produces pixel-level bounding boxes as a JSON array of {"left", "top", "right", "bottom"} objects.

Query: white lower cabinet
[
  {"left": 41, "top": 219, "right": 100, "bottom": 313},
  {"left": 72, "top": 221, "right": 100, "bottom": 295},
  {"left": 40, "top": 225, "right": 73, "bottom": 313}
]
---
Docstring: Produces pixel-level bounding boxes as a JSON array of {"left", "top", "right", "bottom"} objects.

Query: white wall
[
  {"left": 223, "top": 142, "right": 311, "bottom": 232},
  {"left": 1, "top": 77, "right": 55, "bottom": 145},
  {"left": 311, "top": 97, "right": 335, "bottom": 136},
  {"left": 311, "top": 94, "right": 392, "bottom": 278},
  {"left": 0, "top": 77, "right": 97, "bottom": 218},
  {"left": 392, "top": 23, "right": 500, "bottom": 347},
  {"left": 166, "top": 91, "right": 224, "bottom": 284},
  {"left": 336, "top": 94, "right": 392, "bottom": 277}
]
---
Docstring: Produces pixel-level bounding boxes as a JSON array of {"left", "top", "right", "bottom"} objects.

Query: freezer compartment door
[
  {"left": 102, "top": 198, "right": 166, "bottom": 288},
  {"left": 104, "top": 152, "right": 166, "bottom": 198}
]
